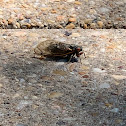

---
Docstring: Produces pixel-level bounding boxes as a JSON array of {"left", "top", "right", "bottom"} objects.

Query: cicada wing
[
  {"left": 47, "top": 42, "right": 73, "bottom": 56},
  {"left": 34, "top": 40, "right": 55, "bottom": 56}
]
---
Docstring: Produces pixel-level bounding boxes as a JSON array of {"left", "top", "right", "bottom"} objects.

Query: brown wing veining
[{"left": 34, "top": 40, "right": 74, "bottom": 57}]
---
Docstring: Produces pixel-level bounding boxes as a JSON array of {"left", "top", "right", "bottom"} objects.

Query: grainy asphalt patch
[{"left": 0, "top": 0, "right": 126, "bottom": 29}]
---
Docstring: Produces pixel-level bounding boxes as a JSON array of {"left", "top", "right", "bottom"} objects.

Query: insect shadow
[{"left": 33, "top": 56, "right": 79, "bottom": 63}]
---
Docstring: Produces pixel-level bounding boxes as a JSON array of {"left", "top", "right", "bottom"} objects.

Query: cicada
[{"left": 33, "top": 40, "right": 85, "bottom": 62}]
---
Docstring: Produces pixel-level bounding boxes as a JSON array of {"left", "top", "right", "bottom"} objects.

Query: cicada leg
[
  {"left": 79, "top": 52, "right": 86, "bottom": 65},
  {"left": 32, "top": 54, "right": 46, "bottom": 60},
  {"left": 83, "top": 52, "right": 86, "bottom": 58},
  {"left": 67, "top": 54, "right": 74, "bottom": 63},
  {"left": 39, "top": 55, "right": 46, "bottom": 60},
  {"left": 31, "top": 53, "right": 36, "bottom": 58}
]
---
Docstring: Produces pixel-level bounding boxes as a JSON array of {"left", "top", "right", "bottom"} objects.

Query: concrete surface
[{"left": 0, "top": 29, "right": 126, "bottom": 126}]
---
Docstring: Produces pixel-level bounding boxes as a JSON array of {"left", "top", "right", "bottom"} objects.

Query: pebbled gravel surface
[
  {"left": 0, "top": 29, "right": 126, "bottom": 126},
  {"left": 0, "top": 0, "right": 126, "bottom": 29}
]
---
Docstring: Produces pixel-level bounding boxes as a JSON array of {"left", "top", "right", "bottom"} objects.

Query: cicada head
[{"left": 74, "top": 46, "right": 83, "bottom": 57}]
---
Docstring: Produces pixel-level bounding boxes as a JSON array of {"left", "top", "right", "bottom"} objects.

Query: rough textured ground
[
  {"left": 0, "top": 0, "right": 126, "bottom": 29},
  {"left": 0, "top": 30, "right": 126, "bottom": 126}
]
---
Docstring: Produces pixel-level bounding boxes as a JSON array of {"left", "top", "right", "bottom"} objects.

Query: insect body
[{"left": 34, "top": 40, "right": 84, "bottom": 61}]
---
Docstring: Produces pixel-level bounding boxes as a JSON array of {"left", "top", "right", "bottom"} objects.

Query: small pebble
[
  {"left": 78, "top": 71, "right": 86, "bottom": 75},
  {"left": 16, "top": 123, "right": 28, "bottom": 126},
  {"left": 8, "top": 18, "right": 13, "bottom": 25},
  {"left": 74, "top": 1, "right": 81, "bottom": 5},
  {"left": 110, "top": 108, "right": 119, "bottom": 113},
  {"left": 15, "top": 22, "right": 21, "bottom": 28},
  {"left": 19, "top": 15, "right": 24, "bottom": 20},
  {"left": 81, "top": 66, "right": 89, "bottom": 70},
  {"left": 90, "top": 23, "right": 96, "bottom": 29},
  {"left": 48, "top": 92, "right": 63, "bottom": 99},
  {"left": 99, "top": 7, "right": 110, "bottom": 13},
  {"left": 97, "top": 21, "right": 103, "bottom": 28},
  {"left": 41, "top": 76, "right": 53, "bottom": 81},
  {"left": 93, "top": 68, "right": 106, "bottom": 73},
  {"left": 99, "top": 83, "right": 110, "bottom": 89},
  {"left": 29, "top": 79, "right": 37, "bottom": 83},
  {"left": 84, "top": 19, "right": 92, "bottom": 24},
  {"left": 117, "top": 66, "right": 123, "bottom": 69},
  {"left": 63, "top": 117, "right": 76, "bottom": 121},
  {"left": 71, "top": 33, "right": 80, "bottom": 37},
  {"left": 69, "top": 64, "right": 75, "bottom": 72},
  {"left": 51, "top": 9, "right": 57, "bottom": 14},
  {"left": 19, "top": 78, "right": 25, "bottom": 83},
  {"left": 27, "top": 74, "right": 37, "bottom": 78},
  {"left": 16, "top": 100, "right": 33, "bottom": 110},
  {"left": 65, "top": 23, "right": 75, "bottom": 29},
  {"left": 82, "top": 75, "right": 89, "bottom": 78},
  {"left": 0, "top": 83, "right": 3, "bottom": 88},
  {"left": 53, "top": 70, "right": 67, "bottom": 76},
  {"left": 54, "top": 0, "right": 60, "bottom": 1},
  {"left": 56, "top": 15, "right": 65, "bottom": 21},
  {"left": 64, "top": 31, "right": 72, "bottom": 36},
  {"left": 67, "top": 0, "right": 75, "bottom": 2},
  {"left": 111, "top": 75, "right": 126, "bottom": 80},
  {"left": 56, "top": 120, "right": 66, "bottom": 125},
  {"left": 13, "top": 93, "right": 20, "bottom": 98},
  {"left": 68, "top": 18, "right": 76, "bottom": 22},
  {"left": 0, "top": 112, "right": 4, "bottom": 117},
  {"left": 83, "top": 24, "right": 87, "bottom": 29},
  {"left": 100, "top": 48, "right": 105, "bottom": 52},
  {"left": 55, "top": 61, "right": 65, "bottom": 65},
  {"left": 105, "top": 103, "right": 113, "bottom": 107}
]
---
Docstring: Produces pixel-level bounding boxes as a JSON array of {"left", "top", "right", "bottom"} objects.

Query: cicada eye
[{"left": 76, "top": 47, "right": 82, "bottom": 52}]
